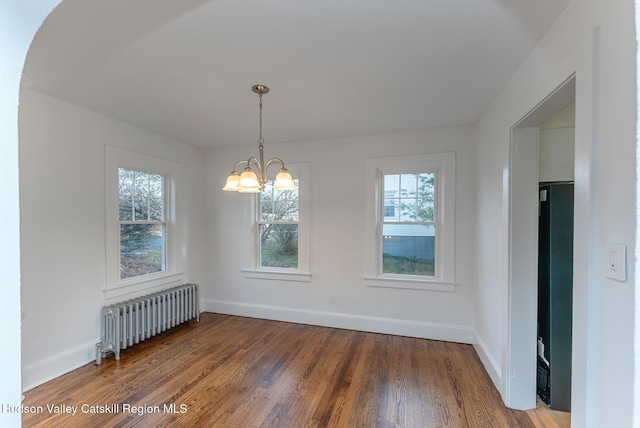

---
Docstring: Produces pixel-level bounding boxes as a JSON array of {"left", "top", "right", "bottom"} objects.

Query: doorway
[
  {"left": 537, "top": 181, "right": 574, "bottom": 412},
  {"left": 506, "top": 76, "right": 575, "bottom": 410}
]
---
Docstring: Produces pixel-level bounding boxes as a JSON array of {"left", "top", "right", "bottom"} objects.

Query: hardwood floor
[
  {"left": 526, "top": 397, "right": 571, "bottom": 428},
  {"left": 23, "top": 313, "right": 562, "bottom": 427}
]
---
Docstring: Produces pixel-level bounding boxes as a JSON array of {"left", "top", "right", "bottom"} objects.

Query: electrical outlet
[{"left": 329, "top": 294, "right": 336, "bottom": 304}]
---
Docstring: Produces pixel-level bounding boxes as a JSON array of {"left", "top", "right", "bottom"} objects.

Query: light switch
[{"left": 605, "top": 243, "right": 627, "bottom": 282}]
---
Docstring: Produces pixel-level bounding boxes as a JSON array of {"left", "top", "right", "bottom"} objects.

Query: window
[
  {"left": 364, "top": 153, "right": 455, "bottom": 291},
  {"left": 258, "top": 179, "right": 299, "bottom": 269},
  {"left": 118, "top": 168, "right": 166, "bottom": 279},
  {"left": 242, "top": 163, "right": 310, "bottom": 282},
  {"left": 105, "top": 146, "right": 183, "bottom": 298},
  {"left": 382, "top": 172, "right": 436, "bottom": 276}
]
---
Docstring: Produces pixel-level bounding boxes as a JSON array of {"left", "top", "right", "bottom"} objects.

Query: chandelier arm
[
  {"left": 245, "top": 157, "right": 261, "bottom": 171},
  {"left": 231, "top": 158, "right": 261, "bottom": 172},
  {"left": 265, "top": 157, "right": 286, "bottom": 171},
  {"left": 232, "top": 160, "right": 247, "bottom": 172}
]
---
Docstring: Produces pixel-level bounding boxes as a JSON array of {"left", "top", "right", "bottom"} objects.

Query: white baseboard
[
  {"left": 22, "top": 341, "right": 96, "bottom": 392},
  {"left": 472, "top": 331, "right": 502, "bottom": 393},
  {"left": 203, "top": 299, "right": 473, "bottom": 343}
]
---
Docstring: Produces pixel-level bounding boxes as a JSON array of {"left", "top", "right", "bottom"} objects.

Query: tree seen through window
[
  {"left": 259, "top": 179, "right": 299, "bottom": 268},
  {"left": 118, "top": 168, "right": 166, "bottom": 279}
]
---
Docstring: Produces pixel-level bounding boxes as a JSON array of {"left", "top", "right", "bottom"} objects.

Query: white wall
[
  {"left": 9, "top": 1, "right": 638, "bottom": 427},
  {"left": 475, "top": 0, "right": 635, "bottom": 426},
  {"left": 0, "top": 1, "right": 60, "bottom": 426},
  {"left": 18, "top": 90, "right": 206, "bottom": 390},
  {"left": 204, "top": 127, "right": 477, "bottom": 343},
  {"left": 539, "top": 103, "right": 575, "bottom": 182}
]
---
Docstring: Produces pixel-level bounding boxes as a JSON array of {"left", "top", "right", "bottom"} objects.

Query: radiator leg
[
  {"left": 95, "top": 343, "right": 103, "bottom": 366},
  {"left": 196, "top": 287, "right": 200, "bottom": 322}
]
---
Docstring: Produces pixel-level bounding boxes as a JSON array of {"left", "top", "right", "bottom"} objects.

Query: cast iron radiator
[{"left": 95, "top": 283, "right": 199, "bottom": 365}]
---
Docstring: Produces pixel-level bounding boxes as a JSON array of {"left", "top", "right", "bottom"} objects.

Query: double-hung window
[
  {"left": 365, "top": 153, "right": 455, "bottom": 291},
  {"left": 258, "top": 179, "right": 300, "bottom": 269},
  {"left": 243, "top": 163, "right": 310, "bottom": 282},
  {"left": 118, "top": 168, "right": 167, "bottom": 279},
  {"left": 105, "top": 146, "right": 182, "bottom": 298},
  {"left": 381, "top": 172, "right": 437, "bottom": 277}
]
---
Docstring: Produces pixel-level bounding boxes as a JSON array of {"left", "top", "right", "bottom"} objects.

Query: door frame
[{"left": 505, "top": 75, "right": 576, "bottom": 410}]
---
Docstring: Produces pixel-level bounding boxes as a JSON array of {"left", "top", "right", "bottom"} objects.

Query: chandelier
[{"left": 223, "top": 84, "right": 296, "bottom": 193}]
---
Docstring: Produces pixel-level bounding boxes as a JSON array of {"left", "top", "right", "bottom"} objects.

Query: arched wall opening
[{"left": 0, "top": 1, "right": 62, "bottom": 425}]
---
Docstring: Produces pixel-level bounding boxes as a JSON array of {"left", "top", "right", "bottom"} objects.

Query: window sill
[
  {"left": 242, "top": 269, "right": 312, "bottom": 283},
  {"left": 364, "top": 275, "right": 456, "bottom": 292},
  {"left": 104, "top": 272, "right": 185, "bottom": 300}
]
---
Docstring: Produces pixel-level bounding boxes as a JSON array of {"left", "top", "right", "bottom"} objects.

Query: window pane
[
  {"left": 149, "top": 197, "right": 163, "bottom": 221},
  {"left": 384, "top": 174, "right": 400, "bottom": 194},
  {"left": 119, "top": 195, "right": 133, "bottom": 221},
  {"left": 134, "top": 170, "right": 149, "bottom": 197},
  {"left": 400, "top": 173, "right": 418, "bottom": 196},
  {"left": 384, "top": 199, "right": 398, "bottom": 220},
  {"left": 417, "top": 172, "right": 436, "bottom": 221},
  {"left": 260, "top": 224, "right": 298, "bottom": 268},
  {"left": 149, "top": 174, "right": 163, "bottom": 198},
  {"left": 118, "top": 168, "right": 134, "bottom": 194},
  {"left": 417, "top": 173, "right": 435, "bottom": 198},
  {"left": 260, "top": 184, "right": 274, "bottom": 218},
  {"left": 272, "top": 200, "right": 287, "bottom": 219},
  {"left": 382, "top": 224, "right": 435, "bottom": 276},
  {"left": 120, "top": 223, "right": 166, "bottom": 279},
  {"left": 400, "top": 199, "right": 417, "bottom": 221},
  {"left": 274, "top": 200, "right": 299, "bottom": 221},
  {"left": 134, "top": 195, "right": 148, "bottom": 220}
]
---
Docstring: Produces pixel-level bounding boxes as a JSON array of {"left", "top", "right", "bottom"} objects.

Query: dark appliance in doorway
[{"left": 537, "top": 182, "right": 573, "bottom": 412}]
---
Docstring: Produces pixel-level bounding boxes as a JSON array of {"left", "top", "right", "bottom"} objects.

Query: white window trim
[
  {"left": 242, "top": 269, "right": 311, "bottom": 282},
  {"left": 364, "top": 152, "right": 456, "bottom": 292},
  {"left": 105, "top": 146, "right": 184, "bottom": 299},
  {"left": 243, "top": 162, "right": 311, "bottom": 282}
]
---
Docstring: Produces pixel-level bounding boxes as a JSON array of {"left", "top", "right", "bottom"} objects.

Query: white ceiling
[{"left": 23, "top": 0, "right": 572, "bottom": 148}]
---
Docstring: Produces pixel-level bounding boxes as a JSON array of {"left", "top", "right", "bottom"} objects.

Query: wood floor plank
[
  {"left": 526, "top": 397, "right": 571, "bottom": 428},
  {"left": 23, "top": 313, "right": 559, "bottom": 427}
]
